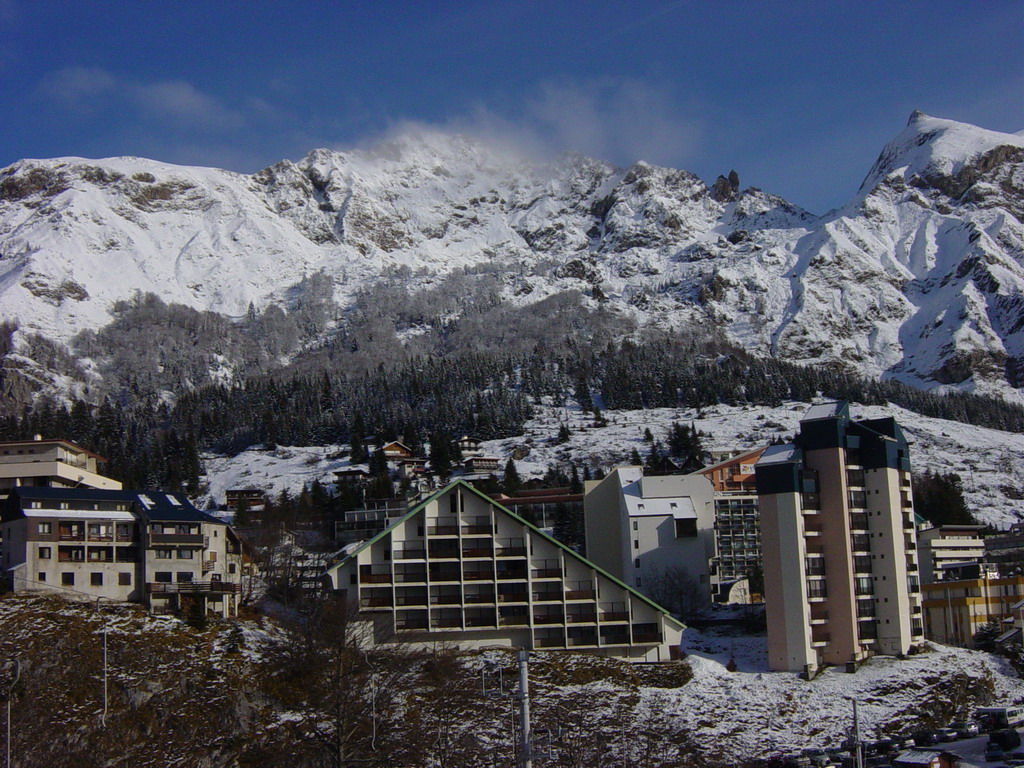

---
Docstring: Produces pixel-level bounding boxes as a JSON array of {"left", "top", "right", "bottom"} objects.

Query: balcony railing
[
  {"left": 533, "top": 614, "right": 564, "bottom": 625},
  {"left": 565, "top": 589, "right": 595, "bottom": 600},
  {"left": 150, "top": 533, "right": 206, "bottom": 546},
  {"left": 427, "top": 526, "right": 459, "bottom": 536},
  {"left": 496, "top": 547, "right": 527, "bottom": 557},
  {"left": 499, "top": 616, "right": 529, "bottom": 626},
  {"left": 566, "top": 613, "right": 597, "bottom": 624},
  {"left": 462, "top": 548, "right": 493, "bottom": 558},
  {"left": 462, "top": 571, "right": 493, "bottom": 581},
  {"left": 395, "top": 549, "right": 426, "bottom": 560},
  {"left": 147, "top": 581, "right": 238, "bottom": 594},
  {"left": 532, "top": 569, "right": 562, "bottom": 579},
  {"left": 600, "top": 612, "right": 629, "bottom": 622},
  {"left": 497, "top": 592, "right": 529, "bottom": 603}
]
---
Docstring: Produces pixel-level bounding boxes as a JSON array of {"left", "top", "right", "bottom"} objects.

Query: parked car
[
  {"left": 872, "top": 738, "right": 897, "bottom": 755},
  {"left": 949, "top": 720, "right": 981, "bottom": 738},
  {"left": 935, "top": 727, "right": 958, "bottom": 742},
  {"left": 913, "top": 730, "right": 941, "bottom": 746}
]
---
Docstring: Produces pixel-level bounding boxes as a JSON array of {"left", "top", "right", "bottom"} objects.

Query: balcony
[
  {"left": 427, "top": 525, "right": 459, "bottom": 536},
  {"left": 362, "top": 572, "right": 393, "bottom": 584},
  {"left": 360, "top": 597, "right": 393, "bottom": 608},
  {"left": 532, "top": 591, "right": 562, "bottom": 603},
  {"left": 496, "top": 570, "right": 528, "bottom": 581},
  {"left": 566, "top": 613, "right": 597, "bottom": 624},
  {"left": 497, "top": 591, "right": 529, "bottom": 603},
  {"left": 499, "top": 615, "right": 529, "bottom": 626},
  {"left": 393, "top": 571, "right": 424, "bottom": 584},
  {"left": 532, "top": 568, "right": 562, "bottom": 579},
  {"left": 150, "top": 533, "right": 206, "bottom": 546},
  {"left": 462, "top": 570, "right": 494, "bottom": 581},
  {"left": 431, "top": 618, "right": 462, "bottom": 629},
  {"left": 395, "top": 549, "right": 426, "bottom": 560},
  {"left": 461, "top": 525, "right": 495, "bottom": 535},
  {"left": 495, "top": 547, "right": 527, "bottom": 558},
  {"left": 146, "top": 581, "right": 238, "bottom": 594},
  {"left": 533, "top": 613, "right": 565, "bottom": 625},
  {"left": 463, "top": 592, "right": 495, "bottom": 604},
  {"left": 395, "top": 618, "right": 429, "bottom": 630},
  {"left": 565, "top": 589, "right": 596, "bottom": 600},
  {"left": 600, "top": 612, "right": 629, "bottom": 623},
  {"left": 461, "top": 547, "right": 494, "bottom": 558},
  {"left": 430, "top": 594, "right": 462, "bottom": 605}
]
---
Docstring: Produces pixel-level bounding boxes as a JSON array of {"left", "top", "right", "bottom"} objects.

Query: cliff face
[{"left": 0, "top": 113, "right": 1021, "bottom": 400}]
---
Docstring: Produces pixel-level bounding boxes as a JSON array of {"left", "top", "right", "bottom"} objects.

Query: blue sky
[{"left": 1, "top": 1, "right": 1021, "bottom": 213}]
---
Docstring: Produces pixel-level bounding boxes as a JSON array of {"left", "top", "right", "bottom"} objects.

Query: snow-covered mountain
[{"left": 1, "top": 112, "right": 1021, "bottom": 400}]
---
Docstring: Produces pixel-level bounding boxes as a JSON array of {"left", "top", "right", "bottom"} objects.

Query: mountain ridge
[{"left": 0, "top": 112, "right": 1021, "bottom": 403}]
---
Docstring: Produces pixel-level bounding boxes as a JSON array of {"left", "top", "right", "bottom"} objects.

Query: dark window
[
  {"left": 228, "top": 563, "right": 237, "bottom": 574},
  {"left": 91, "top": 573, "right": 103, "bottom": 587},
  {"left": 633, "top": 540, "right": 639, "bottom": 549},
  {"left": 177, "top": 572, "right": 193, "bottom": 583},
  {"left": 38, "top": 546, "right": 51, "bottom": 559},
  {"left": 848, "top": 490, "right": 867, "bottom": 508},
  {"left": 804, "top": 557, "right": 826, "bottom": 576},
  {"left": 674, "top": 518, "right": 697, "bottom": 538},
  {"left": 155, "top": 572, "right": 173, "bottom": 583},
  {"left": 37, "top": 572, "right": 46, "bottom": 582},
  {"left": 634, "top": 558, "right": 640, "bottom": 569},
  {"left": 118, "top": 573, "right": 131, "bottom": 586},
  {"left": 806, "top": 580, "right": 827, "bottom": 599},
  {"left": 61, "top": 573, "right": 74, "bottom": 586}
]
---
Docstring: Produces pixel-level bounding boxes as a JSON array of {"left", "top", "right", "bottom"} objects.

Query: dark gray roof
[{"left": 5, "top": 486, "right": 222, "bottom": 524}]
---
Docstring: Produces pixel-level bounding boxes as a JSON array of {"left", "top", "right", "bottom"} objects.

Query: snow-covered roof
[
  {"left": 21, "top": 508, "right": 135, "bottom": 521},
  {"left": 614, "top": 471, "right": 699, "bottom": 519},
  {"left": 757, "top": 444, "right": 800, "bottom": 465},
  {"left": 803, "top": 402, "right": 845, "bottom": 422},
  {"left": 893, "top": 749, "right": 942, "bottom": 766}
]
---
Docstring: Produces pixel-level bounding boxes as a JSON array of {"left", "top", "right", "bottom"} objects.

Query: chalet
[
  {"left": 463, "top": 456, "right": 501, "bottom": 473},
  {"left": 334, "top": 468, "right": 371, "bottom": 487},
  {"left": 323, "top": 481, "right": 684, "bottom": 661},
  {"left": 225, "top": 489, "right": 266, "bottom": 513},
  {"left": 397, "top": 458, "right": 428, "bottom": 480},
  {"left": 892, "top": 749, "right": 959, "bottom": 768},
  {"left": 381, "top": 441, "right": 413, "bottom": 460},
  {"left": 457, "top": 435, "right": 484, "bottom": 459}
]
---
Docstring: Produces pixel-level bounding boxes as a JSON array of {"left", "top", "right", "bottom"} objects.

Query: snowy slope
[
  {"left": 1, "top": 113, "right": 1022, "bottom": 400},
  {"left": 199, "top": 400, "right": 1024, "bottom": 528}
]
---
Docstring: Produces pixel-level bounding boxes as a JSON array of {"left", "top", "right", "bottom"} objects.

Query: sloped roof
[
  {"left": 5, "top": 486, "right": 223, "bottom": 524},
  {"left": 324, "top": 479, "right": 683, "bottom": 626}
]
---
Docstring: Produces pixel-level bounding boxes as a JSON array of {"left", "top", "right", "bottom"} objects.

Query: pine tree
[{"left": 502, "top": 458, "right": 522, "bottom": 496}]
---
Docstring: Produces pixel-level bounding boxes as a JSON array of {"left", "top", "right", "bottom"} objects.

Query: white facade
[
  {"left": 916, "top": 525, "right": 986, "bottom": 584},
  {"left": 0, "top": 438, "right": 122, "bottom": 497},
  {"left": 324, "top": 481, "right": 684, "bottom": 662},
  {"left": 583, "top": 467, "right": 715, "bottom": 603}
]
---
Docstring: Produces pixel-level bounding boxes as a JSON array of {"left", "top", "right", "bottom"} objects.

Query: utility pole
[
  {"left": 852, "top": 698, "right": 863, "bottom": 768},
  {"left": 2, "top": 660, "right": 20, "bottom": 768},
  {"left": 517, "top": 650, "right": 532, "bottom": 768}
]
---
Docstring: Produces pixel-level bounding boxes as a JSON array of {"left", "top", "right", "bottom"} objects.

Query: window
[
  {"left": 633, "top": 540, "right": 639, "bottom": 549},
  {"left": 61, "top": 573, "right": 75, "bottom": 586},
  {"left": 154, "top": 572, "right": 172, "bottom": 583},
  {"left": 38, "top": 522, "right": 52, "bottom": 534},
  {"left": 118, "top": 573, "right": 131, "bottom": 586},
  {"left": 176, "top": 572, "right": 193, "bottom": 583},
  {"left": 177, "top": 549, "right": 194, "bottom": 560},
  {"left": 632, "top": 521, "right": 638, "bottom": 531},
  {"left": 634, "top": 558, "right": 640, "bottom": 568},
  {"left": 228, "top": 563, "right": 237, "bottom": 574},
  {"left": 37, "top": 572, "right": 46, "bottom": 583},
  {"left": 38, "top": 546, "right": 51, "bottom": 559},
  {"left": 155, "top": 549, "right": 173, "bottom": 560},
  {"left": 90, "top": 573, "right": 103, "bottom": 587},
  {"left": 675, "top": 519, "right": 697, "bottom": 538}
]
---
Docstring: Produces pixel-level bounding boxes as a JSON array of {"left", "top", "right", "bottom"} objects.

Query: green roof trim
[{"left": 325, "top": 479, "right": 684, "bottom": 628}]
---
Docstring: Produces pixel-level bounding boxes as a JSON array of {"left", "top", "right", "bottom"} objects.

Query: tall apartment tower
[{"left": 755, "top": 402, "right": 923, "bottom": 674}]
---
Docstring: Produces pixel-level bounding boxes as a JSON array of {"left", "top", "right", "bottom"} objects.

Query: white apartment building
[
  {"left": 755, "top": 402, "right": 924, "bottom": 675},
  {"left": 583, "top": 467, "right": 715, "bottom": 604},
  {"left": 2, "top": 487, "right": 242, "bottom": 617},
  {"left": 916, "top": 524, "right": 987, "bottom": 584},
  {"left": 0, "top": 437, "right": 122, "bottom": 498},
  {"left": 323, "top": 480, "right": 684, "bottom": 662}
]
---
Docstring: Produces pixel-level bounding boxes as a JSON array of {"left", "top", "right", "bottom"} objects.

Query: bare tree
[{"left": 645, "top": 565, "right": 704, "bottom": 621}]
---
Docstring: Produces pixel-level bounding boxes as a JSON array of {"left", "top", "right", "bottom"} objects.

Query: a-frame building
[{"left": 323, "top": 481, "right": 684, "bottom": 662}]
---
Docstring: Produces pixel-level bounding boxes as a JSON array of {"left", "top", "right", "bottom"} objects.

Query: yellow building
[{"left": 921, "top": 571, "right": 1024, "bottom": 647}]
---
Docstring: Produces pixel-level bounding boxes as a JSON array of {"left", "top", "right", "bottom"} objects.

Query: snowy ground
[
  {"left": 665, "top": 625, "right": 1024, "bottom": 759},
  {"left": 198, "top": 399, "right": 1024, "bottom": 528}
]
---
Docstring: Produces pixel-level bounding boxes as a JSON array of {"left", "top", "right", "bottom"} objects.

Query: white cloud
[
  {"left": 41, "top": 67, "right": 244, "bottom": 130},
  {"left": 369, "top": 78, "right": 703, "bottom": 169}
]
